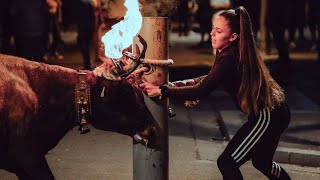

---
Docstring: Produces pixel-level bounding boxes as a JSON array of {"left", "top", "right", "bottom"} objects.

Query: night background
[{"left": 0, "top": 0, "right": 319, "bottom": 179}]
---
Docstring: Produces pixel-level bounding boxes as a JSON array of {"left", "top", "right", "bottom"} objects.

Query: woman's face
[{"left": 210, "top": 16, "right": 237, "bottom": 52}]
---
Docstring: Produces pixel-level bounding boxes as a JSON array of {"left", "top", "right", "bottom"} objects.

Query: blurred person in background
[
  {"left": 62, "top": 0, "right": 95, "bottom": 69},
  {"left": 44, "top": 0, "right": 65, "bottom": 61},
  {"left": 0, "top": 0, "right": 14, "bottom": 54},
  {"left": 287, "top": 0, "right": 307, "bottom": 49},
  {"left": 11, "top": 0, "right": 48, "bottom": 62},
  {"left": 268, "top": 0, "right": 291, "bottom": 70},
  {"left": 177, "top": 0, "right": 195, "bottom": 36},
  {"left": 307, "top": 0, "right": 320, "bottom": 59},
  {"left": 195, "top": 0, "right": 213, "bottom": 47}
]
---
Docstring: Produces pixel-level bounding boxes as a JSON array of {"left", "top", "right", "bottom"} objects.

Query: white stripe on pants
[{"left": 231, "top": 109, "right": 271, "bottom": 163}]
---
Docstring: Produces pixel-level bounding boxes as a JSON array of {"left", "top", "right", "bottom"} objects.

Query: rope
[
  {"left": 122, "top": 51, "right": 174, "bottom": 66},
  {"left": 141, "top": 58, "right": 174, "bottom": 66}
]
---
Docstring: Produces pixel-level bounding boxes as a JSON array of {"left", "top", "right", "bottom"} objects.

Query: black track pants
[{"left": 218, "top": 104, "right": 291, "bottom": 180}]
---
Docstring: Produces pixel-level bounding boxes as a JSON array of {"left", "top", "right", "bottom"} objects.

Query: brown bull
[{"left": 0, "top": 54, "right": 155, "bottom": 180}]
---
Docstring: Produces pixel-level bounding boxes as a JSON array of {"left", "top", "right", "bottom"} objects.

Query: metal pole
[{"left": 133, "top": 17, "right": 169, "bottom": 180}]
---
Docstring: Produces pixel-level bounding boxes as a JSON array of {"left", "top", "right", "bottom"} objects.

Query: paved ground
[{"left": 1, "top": 30, "right": 320, "bottom": 179}]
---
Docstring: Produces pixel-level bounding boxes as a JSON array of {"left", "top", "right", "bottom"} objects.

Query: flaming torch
[{"left": 101, "top": 0, "right": 142, "bottom": 78}]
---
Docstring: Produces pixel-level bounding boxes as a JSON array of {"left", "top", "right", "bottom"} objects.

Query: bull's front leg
[{"left": 8, "top": 136, "right": 55, "bottom": 180}]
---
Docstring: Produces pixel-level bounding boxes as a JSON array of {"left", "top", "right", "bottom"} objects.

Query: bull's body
[{"left": 0, "top": 54, "right": 153, "bottom": 179}]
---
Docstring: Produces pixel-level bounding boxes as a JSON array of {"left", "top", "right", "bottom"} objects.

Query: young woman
[{"left": 140, "top": 6, "right": 291, "bottom": 180}]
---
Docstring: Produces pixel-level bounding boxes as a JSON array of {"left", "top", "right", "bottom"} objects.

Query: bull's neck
[
  {"left": 36, "top": 65, "right": 97, "bottom": 87},
  {"left": 27, "top": 63, "right": 98, "bottom": 97}
]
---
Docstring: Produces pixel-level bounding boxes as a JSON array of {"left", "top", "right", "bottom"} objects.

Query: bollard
[{"left": 133, "top": 17, "right": 169, "bottom": 180}]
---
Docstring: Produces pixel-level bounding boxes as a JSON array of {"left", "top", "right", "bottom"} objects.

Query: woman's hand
[{"left": 139, "top": 82, "right": 161, "bottom": 97}]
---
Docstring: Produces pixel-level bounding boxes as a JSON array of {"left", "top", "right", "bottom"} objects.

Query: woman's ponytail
[
  {"left": 218, "top": 6, "right": 285, "bottom": 114},
  {"left": 235, "top": 6, "right": 263, "bottom": 114},
  {"left": 236, "top": 6, "right": 284, "bottom": 114}
]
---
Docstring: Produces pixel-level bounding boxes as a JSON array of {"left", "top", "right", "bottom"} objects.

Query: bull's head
[
  {"left": 89, "top": 37, "right": 158, "bottom": 147},
  {"left": 90, "top": 77, "right": 158, "bottom": 146}
]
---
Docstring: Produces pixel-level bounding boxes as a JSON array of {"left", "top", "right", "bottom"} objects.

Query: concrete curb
[{"left": 274, "top": 147, "right": 320, "bottom": 167}]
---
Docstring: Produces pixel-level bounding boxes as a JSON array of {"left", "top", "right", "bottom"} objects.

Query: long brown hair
[{"left": 219, "top": 6, "right": 285, "bottom": 114}]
